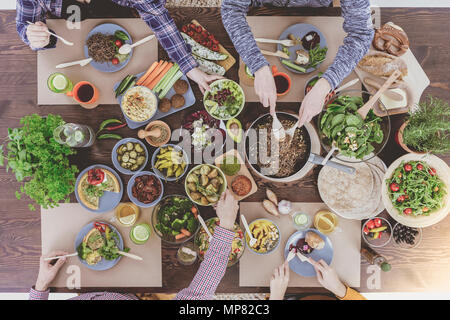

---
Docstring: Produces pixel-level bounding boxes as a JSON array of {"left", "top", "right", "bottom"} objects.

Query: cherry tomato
[
  {"left": 196, "top": 26, "right": 202, "bottom": 33},
  {"left": 434, "top": 186, "right": 440, "bottom": 192},
  {"left": 115, "top": 39, "right": 122, "bottom": 47},
  {"left": 397, "top": 195, "right": 405, "bottom": 202},
  {"left": 403, "top": 208, "right": 412, "bottom": 215},
  {"left": 111, "top": 58, "right": 119, "bottom": 65},
  {"left": 181, "top": 25, "right": 188, "bottom": 33},
  {"left": 404, "top": 163, "right": 412, "bottom": 172},
  {"left": 363, "top": 226, "right": 370, "bottom": 235},
  {"left": 187, "top": 30, "right": 194, "bottom": 37},
  {"left": 429, "top": 168, "right": 437, "bottom": 176},
  {"left": 417, "top": 163, "right": 424, "bottom": 171},
  {"left": 422, "top": 207, "right": 429, "bottom": 213},
  {"left": 366, "top": 220, "right": 375, "bottom": 229},
  {"left": 397, "top": 172, "right": 402, "bottom": 178},
  {"left": 374, "top": 218, "right": 382, "bottom": 228},
  {"left": 390, "top": 183, "right": 400, "bottom": 192}
]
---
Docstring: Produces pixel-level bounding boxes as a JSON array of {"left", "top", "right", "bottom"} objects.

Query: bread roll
[{"left": 306, "top": 231, "right": 325, "bottom": 250}]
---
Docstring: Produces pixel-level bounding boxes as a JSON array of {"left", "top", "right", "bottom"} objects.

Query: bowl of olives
[{"left": 112, "top": 138, "right": 148, "bottom": 175}]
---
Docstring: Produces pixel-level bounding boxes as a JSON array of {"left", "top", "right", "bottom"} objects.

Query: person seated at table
[
  {"left": 221, "top": 0, "right": 374, "bottom": 126},
  {"left": 269, "top": 259, "right": 366, "bottom": 300},
  {"left": 29, "top": 189, "right": 239, "bottom": 300},
  {"left": 16, "top": 0, "right": 221, "bottom": 92}
]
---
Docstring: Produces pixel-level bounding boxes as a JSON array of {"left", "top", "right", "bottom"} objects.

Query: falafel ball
[
  {"left": 158, "top": 98, "right": 172, "bottom": 113},
  {"left": 173, "top": 79, "right": 189, "bottom": 95},
  {"left": 171, "top": 94, "right": 185, "bottom": 109}
]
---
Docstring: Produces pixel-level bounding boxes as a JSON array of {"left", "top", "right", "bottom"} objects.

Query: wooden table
[{"left": 0, "top": 6, "right": 449, "bottom": 294}]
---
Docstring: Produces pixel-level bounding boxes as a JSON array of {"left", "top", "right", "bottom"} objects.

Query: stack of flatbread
[{"left": 318, "top": 156, "right": 387, "bottom": 220}]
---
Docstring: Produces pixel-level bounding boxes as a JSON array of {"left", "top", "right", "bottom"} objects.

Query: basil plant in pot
[
  {"left": 0, "top": 114, "right": 79, "bottom": 211},
  {"left": 397, "top": 96, "right": 450, "bottom": 155}
]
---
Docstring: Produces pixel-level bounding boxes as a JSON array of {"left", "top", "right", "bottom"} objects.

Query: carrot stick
[
  {"left": 175, "top": 233, "right": 186, "bottom": 240},
  {"left": 141, "top": 60, "right": 164, "bottom": 87},
  {"left": 148, "top": 63, "right": 173, "bottom": 90},
  {"left": 136, "top": 61, "right": 158, "bottom": 86},
  {"left": 180, "top": 228, "right": 191, "bottom": 237},
  {"left": 142, "top": 61, "right": 167, "bottom": 87}
]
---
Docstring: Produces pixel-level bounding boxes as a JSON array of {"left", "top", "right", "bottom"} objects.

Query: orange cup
[
  {"left": 272, "top": 65, "right": 291, "bottom": 96},
  {"left": 67, "top": 81, "right": 99, "bottom": 106}
]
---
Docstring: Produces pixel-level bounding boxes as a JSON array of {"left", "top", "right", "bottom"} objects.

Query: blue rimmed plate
[
  {"left": 277, "top": 23, "right": 327, "bottom": 74},
  {"left": 127, "top": 171, "right": 164, "bottom": 208},
  {"left": 74, "top": 221, "right": 123, "bottom": 271},
  {"left": 114, "top": 72, "right": 196, "bottom": 129},
  {"left": 112, "top": 138, "right": 148, "bottom": 175},
  {"left": 84, "top": 23, "right": 133, "bottom": 73},
  {"left": 284, "top": 228, "right": 333, "bottom": 277},
  {"left": 75, "top": 164, "right": 123, "bottom": 213}
]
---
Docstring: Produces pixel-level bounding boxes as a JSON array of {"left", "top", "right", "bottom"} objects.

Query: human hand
[
  {"left": 269, "top": 261, "right": 290, "bottom": 300},
  {"left": 309, "top": 258, "right": 346, "bottom": 298},
  {"left": 187, "top": 67, "right": 223, "bottom": 94},
  {"left": 26, "top": 21, "right": 50, "bottom": 50},
  {"left": 297, "top": 78, "right": 331, "bottom": 128},
  {"left": 35, "top": 251, "right": 68, "bottom": 291},
  {"left": 215, "top": 189, "right": 239, "bottom": 231},
  {"left": 254, "top": 65, "right": 277, "bottom": 115}
]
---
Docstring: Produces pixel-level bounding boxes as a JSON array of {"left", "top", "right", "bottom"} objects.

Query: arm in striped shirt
[{"left": 176, "top": 226, "right": 234, "bottom": 300}]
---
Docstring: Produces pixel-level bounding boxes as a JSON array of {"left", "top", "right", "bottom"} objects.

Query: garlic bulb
[{"left": 278, "top": 200, "right": 292, "bottom": 215}]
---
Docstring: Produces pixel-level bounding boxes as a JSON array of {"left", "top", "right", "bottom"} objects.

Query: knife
[
  {"left": 296, "top": 252, "right": 313, "bottom": 265},
  {"left": 56, "top": 58, "right": 93, "bottom": 69}
]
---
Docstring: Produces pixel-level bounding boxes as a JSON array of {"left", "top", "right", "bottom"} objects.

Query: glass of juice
[
  {"left": 53, "top": 123, "right": 96, "bottom": 147},
  {"left": 177, "top": 242, "right": 197, "bottom": 266},
  {"left": 47, "top": 73, "right": 73, "bottom": 93},
  {"left": 292, "top": 212, "right": 311, "bottom": 230},
  {"left": 314, "top": 210, "right": 340, "bottom": 234},
  {"left": 115, "top": 202, "right": 139, "bottom": 227},
  {"left": 130, "top": 223, "right": 151, "bottom": 245}
]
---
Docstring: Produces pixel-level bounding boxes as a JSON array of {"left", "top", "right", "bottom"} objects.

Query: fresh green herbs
[
  {"left": 402, "top": 96, "right": 450, "bottom": 154},
  {"left": 0, "top": 114, "right": 78, "bottom": 210},
  {"left": 320, "top": 95, "right": 384, "bottom": 159},
  {"left": 387, "top": 161, "right": 446, "bottom": 216}
]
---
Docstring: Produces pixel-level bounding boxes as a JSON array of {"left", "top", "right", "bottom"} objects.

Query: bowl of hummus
[{"left": 120, "top": 86, "right": 157, "bottom": 123}]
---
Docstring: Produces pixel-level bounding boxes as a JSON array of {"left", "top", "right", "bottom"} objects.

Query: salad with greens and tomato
[
  {"left": 387, "top": 161, "right": 446, "bottom": 216},
  {"left": 204, "top": 80, "right": 245, "bottom": 120}
]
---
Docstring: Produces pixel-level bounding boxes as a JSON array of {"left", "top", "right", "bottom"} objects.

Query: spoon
[
  {"left": 138, "top": 127, "right": 161, "bottom": 140},
  {"left": 285, "top": 120, "right": 299, "bottom": 140},
  {"left": 334, "top": 78, "right": 360, "bottom": 93},
  {"left": 255, "top": 38, "right": 295, "bottom": 47},
  {"left": 357, "top": 69, "right": 402, "bottom": 119},
  {"left": 27, "top": 21, "right": 74, "bottom": 46},
  {"left": 118, "top": 34, "right": 155, "bottom": 55},
  {"left": 241, "top": 214, "right": 257, "bottom": 248},
  {"left": 272, "top": 113, "right": 286, "bottom": 141},
  {"left": 198, "top": 215, "right": 213, "bottom": 242}
]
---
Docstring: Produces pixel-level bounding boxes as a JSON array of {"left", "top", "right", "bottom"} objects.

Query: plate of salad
[
  {"left": 203, "top": 79, "right": 245, "bottom": 120},
  {"left": 84, "top": 23, "right": 133, "bottom": 73},
  {"left": 382, "top": 153, "right": 450, "bottom": 228},
  {"left": 75, "top": 221, "right": 124, "bottom": 271},
  {"left": 151, "top": 195, "right": 200, "bottom": 244},
  {"left": 318, "top": 91, "right": 390, "bottom": 162},
  {"left": 277, "top": 23, "right": 328, "bottom": 74},
  {"left": 195, "top": 217, "right": 245, "bottom": 267}
]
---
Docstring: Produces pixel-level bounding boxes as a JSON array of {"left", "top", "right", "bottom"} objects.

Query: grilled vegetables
[{"left": 116, "top": 141, "right": 146, "bottom": 172}]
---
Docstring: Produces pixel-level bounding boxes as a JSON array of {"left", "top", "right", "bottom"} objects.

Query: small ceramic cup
[
  {"left": 67, "top": 81, "right": 99, "bottom": 108},
  {"left": 272, "top": 65, "right": 291, "bottom": 96}
]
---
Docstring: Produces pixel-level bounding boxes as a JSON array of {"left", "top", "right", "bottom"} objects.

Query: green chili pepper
[
  {"left": 97, "top": 119, "right": 122, "bottom": 135},
  {"left": 114, "top": 30, "right": 129, "bottom": 41},
  {"left": 98, "top": 133, "right": 122, "bottom": 140}
]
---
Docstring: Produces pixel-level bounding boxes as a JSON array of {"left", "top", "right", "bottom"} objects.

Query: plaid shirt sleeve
[
  {"left": 16, "top": 0, "right": 62, "bottom": 50},
  {"left": 125, "top": 0, "right": 198, "bottom": 74},
  {"left": 176, "top": 226, "right": 234, "bottom": 300},
  {"left": 29, "top": 287, "right": 50, "bottom": 300}
]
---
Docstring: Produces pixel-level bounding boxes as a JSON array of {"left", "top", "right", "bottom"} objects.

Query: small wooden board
[
  {"left": 191, "top": 19, "right": 236, "bottom": 72},
  {"left": 215, "top": 149, "right": 258, "bottom": 201}
]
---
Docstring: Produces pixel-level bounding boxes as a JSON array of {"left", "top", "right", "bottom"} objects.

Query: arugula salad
[
  {"left": 387, "top": 161, "right": 446, "bottom": 217},
  {"left": 204, "top": 80, "right": 244, "bottom": 120},
  {"left": 319, "top": 95, "right": 384, "bottom": 159}
]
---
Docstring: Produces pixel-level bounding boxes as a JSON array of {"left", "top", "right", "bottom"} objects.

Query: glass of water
[{"left": 53, "top": 123, "right": 95, "bottom": 147}]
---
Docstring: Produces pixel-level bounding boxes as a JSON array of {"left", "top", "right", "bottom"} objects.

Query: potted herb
[
  {"left": 397, "top": 96, "right": 450, "bottom": 154},
  {"left": 0, "top": 114, "right": 79, "bottom": 210}
]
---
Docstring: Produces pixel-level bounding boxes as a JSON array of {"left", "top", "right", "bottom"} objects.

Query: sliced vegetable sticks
[
  {"left": 148, "top": 62, "right": 173, "bottom": 90},
  {"left": 154, "top": 64, "right": 180, "bottom": 93},
  {"left": 136, "top": 61, "right": 158, "bottom": 85},
  {"left": 143, "top": 61, "right": 168, "bottom": 87}
]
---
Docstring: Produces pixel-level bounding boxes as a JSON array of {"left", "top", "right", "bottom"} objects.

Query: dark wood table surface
[{"left": 0, "top": 6, "right": 449, "bottom": 294}]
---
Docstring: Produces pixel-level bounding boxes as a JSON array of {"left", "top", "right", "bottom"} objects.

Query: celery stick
[
  {"left": 159, "top": 70, "right": 183, "bottom": 99},
  {"left": 154, "top": 65, "right": 177, "bottom": 93},
  {"left": 159, "top": 64, "right": 180, "bottom": 93}
]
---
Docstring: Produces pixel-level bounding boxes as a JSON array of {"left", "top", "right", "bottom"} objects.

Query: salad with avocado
[
  {"left": 204, "top": 80, "right": 245, "bottom": 120},
  {"left": 387, "top": 161, "right": 446, "bottom": 217},
  {"left": 319, "top": 95, "right": 384, "bottom": 159},
  {"left": 153, "top": 195, "right": 199, "bottom": 242}
]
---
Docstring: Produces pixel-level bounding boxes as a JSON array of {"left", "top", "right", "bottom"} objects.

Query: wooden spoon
[
  {"left": 138, "top": 127, "right": 161, "bottom": 139},
  {"left": 357, "top": 69, "right": 402, "bottom": 119}
]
